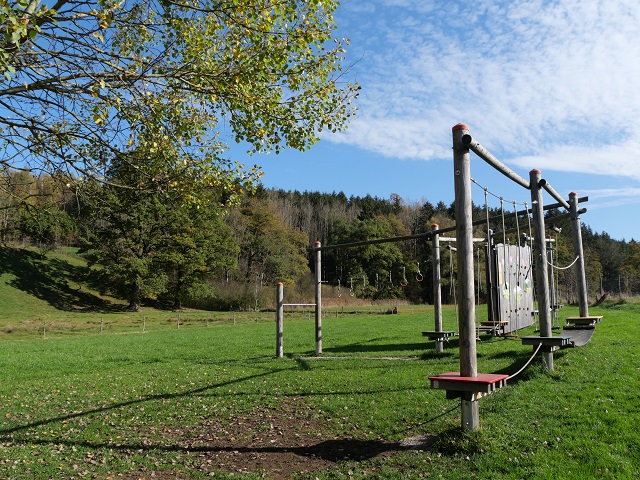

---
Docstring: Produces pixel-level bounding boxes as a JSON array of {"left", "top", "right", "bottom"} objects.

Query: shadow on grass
[
  {"left": 0, "top": 367, "right": 292, "bottom": 438},
  {"left": 323, "top": 340, "right": 428, "bottom": 354},
  {"left": 20, "top": 436, "right": 407, "bottom": 464},
  {"left": 0, "top": 247, "right": 122, "bottom": 312},
  {"left": 0, "top": 365, "right": 412, "bottom": 467}
]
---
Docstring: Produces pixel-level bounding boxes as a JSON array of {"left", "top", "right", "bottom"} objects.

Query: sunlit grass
[{"left": 0, "top": 301, "right": 638, "bottom": 478}]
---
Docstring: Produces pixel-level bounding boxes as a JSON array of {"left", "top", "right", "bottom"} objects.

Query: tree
[
  {"left": 229, "top": 197, "right": 309, "bottom": 285},
  {"left": 156, "top": 206, "right": 238, "bottom": 310},
  {"left": 77, "top": 152, "right": 239, "bottom": 310},
  {"left": 325, "top": 215, "right": 409, "bottom": 299},
  {"left": 20, "top": 199, "right": 74, "bottom": 255},
  {"left": 1, "top": 0, "right": 358, "bottom": 200}
]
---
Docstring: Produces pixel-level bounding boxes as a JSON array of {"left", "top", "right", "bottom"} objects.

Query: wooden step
[
  {"left": 565, "top": 316, "right": 603, "bottom": 326},
  {"left": 422, "top": 331, "right": 456, "bottom": 340}
]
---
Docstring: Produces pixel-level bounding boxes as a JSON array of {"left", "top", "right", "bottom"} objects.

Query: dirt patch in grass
[{"left": 133, "top": 397, "right": 406, "bottom": 479}]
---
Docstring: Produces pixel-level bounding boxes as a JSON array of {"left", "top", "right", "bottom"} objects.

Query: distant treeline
[{"left": 2, "top": 171, "right": 639, "bottom": 310}]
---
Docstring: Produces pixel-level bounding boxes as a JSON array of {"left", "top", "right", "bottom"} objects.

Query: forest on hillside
[{"left": 2, "top": 171, "right": 639, "bottom": 311}]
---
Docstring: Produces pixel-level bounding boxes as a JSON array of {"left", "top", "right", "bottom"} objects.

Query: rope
[
  {"left": 449, "top": 247, "right": 458, "bottom": 323},
  {"left": 508, "top": 343, "right": 542, "bottom": 380},
  {"left": 484, "top": 187, "right": 495, "bottom": 322},
  {"left": 513, "top": 201, "right": 521, "bottom": 332},
  {"left": 471, "top": 178, "right": 527, "bottom": 206},
  {"left": 547, "top": 255, "right": 580, "bottom": 270},
  {"left": 524, "top": 202, "right": 536, "bottom": 309},
  {"left": 400, "top": 266, "right": 408, "bottom": 287}
]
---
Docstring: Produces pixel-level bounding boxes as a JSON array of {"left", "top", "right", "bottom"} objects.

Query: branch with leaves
[{"left": 0, "top": 0, "right": 358, "bottom": 204}]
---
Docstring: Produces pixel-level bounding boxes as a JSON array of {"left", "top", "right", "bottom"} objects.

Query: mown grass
[
  {"left": 0, "top": 299, "right": 638, "bottom": 479},
  {"left": 1, "top": 246, "right": 639, "bottom": 478}
]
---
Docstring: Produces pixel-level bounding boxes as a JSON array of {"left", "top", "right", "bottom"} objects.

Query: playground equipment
[
  {"left": 275, "top": 282, "right": 317, "bottom": 358},
  {"left": 428, "top": 123, "right": 600, "bottom": 431},
  {"left": 275, "top": 123, "right": 601, "bottom": 432}
]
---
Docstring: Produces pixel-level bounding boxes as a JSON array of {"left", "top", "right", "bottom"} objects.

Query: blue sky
[{"left": 251, "top": 0, "right": 640, "bottom": 242}]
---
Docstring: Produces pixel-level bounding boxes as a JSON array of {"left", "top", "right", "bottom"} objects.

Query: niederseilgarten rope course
[{"left": 274, "top": 124, "right": 601, "bottom": 432}]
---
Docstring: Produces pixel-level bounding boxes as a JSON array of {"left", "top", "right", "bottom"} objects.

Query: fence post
[
  {"left": 570, "top": 192, "right": 589, "bottom": 317},
  {"left": 432, "top": 224, "right": 443, "bottom": 353},
  {"left": 453, "top": 123, "right": 479, "bottom": 431},
  {"left": 276, "top": 282, "right": 284, "bottom": 358},
  {"left": 529, "top": 169, "right": 553, "bottom": 371},
  {"left": 314, "top": 241, "right": 322, "bottom": 356}
]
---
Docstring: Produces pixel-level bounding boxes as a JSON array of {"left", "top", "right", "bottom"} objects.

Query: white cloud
[
  {"left": 334, "top": 0, "right": 640, "bottom": 174},
  {"left": 509, "top": 142, "right": 640, "bottom": 181}
]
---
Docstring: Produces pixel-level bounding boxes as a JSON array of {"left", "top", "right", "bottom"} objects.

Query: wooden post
[
  {"left": 432, "top": 224, "right": 443, "bottom": 353},
  {"left": 453, "top": 123, "right": 479, "bottom": 430},
  {"left": 314, "top": 241, "right": 322, "bottom": 356},
  {"left": 529, "top": 169, "right": 553, "bottom": 371},
  {"left": 276, "top": 282, "right": 284, "bottom": 358},
  {"left": 570, "top": 192, "right": 589, "bottom": 317}
]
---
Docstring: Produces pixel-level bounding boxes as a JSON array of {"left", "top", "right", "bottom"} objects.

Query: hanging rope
[
  {"left": 524, "top": 202, "right": 536, "bottom": 297},
  {"left": 500, "top": 198, "right": 507, "bottom": 246},
  {"left": 416, "top": 262, "right": 424, "bottom": 282},
  {"left": 448, "top": 246, "right": 458, "bottom": 323},
  {"left": 513, "top": 201, "right": 521, "bottom": 332},
  {"left": 508, "top": 343, "right": 542, "bottom": 380},
  {"left": 400, "top": 266, "right": 408, "bottom": 287},
  {"left": 483, "top": 187, "right": 495, "bottom": 322},
  {"left": 547, "top": 256, "right": 580, "bottom": 270}
]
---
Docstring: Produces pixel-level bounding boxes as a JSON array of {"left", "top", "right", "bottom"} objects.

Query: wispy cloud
[
  {"left": 334, "top": 0, "right": 640, "bottom": 179},
  {"left": 579, "top": 188, "right": 640, "bottom": 210}
]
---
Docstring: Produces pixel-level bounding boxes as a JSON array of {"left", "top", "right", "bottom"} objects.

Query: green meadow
[{"left": 1, "top": 248, "right": 639, "bottom": 478}]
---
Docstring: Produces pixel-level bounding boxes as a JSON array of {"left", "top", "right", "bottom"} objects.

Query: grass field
[
  {"left": 1, "top": 247, "right": 639, "bottom": 478},
  {"left": 1, "top": 300, "right": 639, "bottom": 479}
]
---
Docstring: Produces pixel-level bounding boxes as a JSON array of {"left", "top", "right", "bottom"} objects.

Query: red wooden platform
[{"left": 429, "top": 372, "right": 509, "bottom": 394}]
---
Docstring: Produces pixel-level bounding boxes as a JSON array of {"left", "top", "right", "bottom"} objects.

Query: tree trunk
[{"left": 128, "top": 281, "right": 141, "bottom": 311}]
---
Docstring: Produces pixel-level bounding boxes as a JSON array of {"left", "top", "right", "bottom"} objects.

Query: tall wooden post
[
  {"left": 453, "top": 123, "right": 479, "bottom": 430},
  {"left": 432, "top": 224, "right": 443, "bottom": 353},
  {"left": 276, "top": 282, "right": 284, "bottom": 358},
  {"left": 314, "top": 241, "right": 322, "bottom": 356},
  {"left": 570, "top": 192, "right": 589, "bottom": 317},
  {"left": 529, "top": 169, "right": 553, "bottom": 371}
]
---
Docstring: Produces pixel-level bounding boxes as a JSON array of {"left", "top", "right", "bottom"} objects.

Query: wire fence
[{"left": 0, "top": 304, "right": 421, "bottom": 341}]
